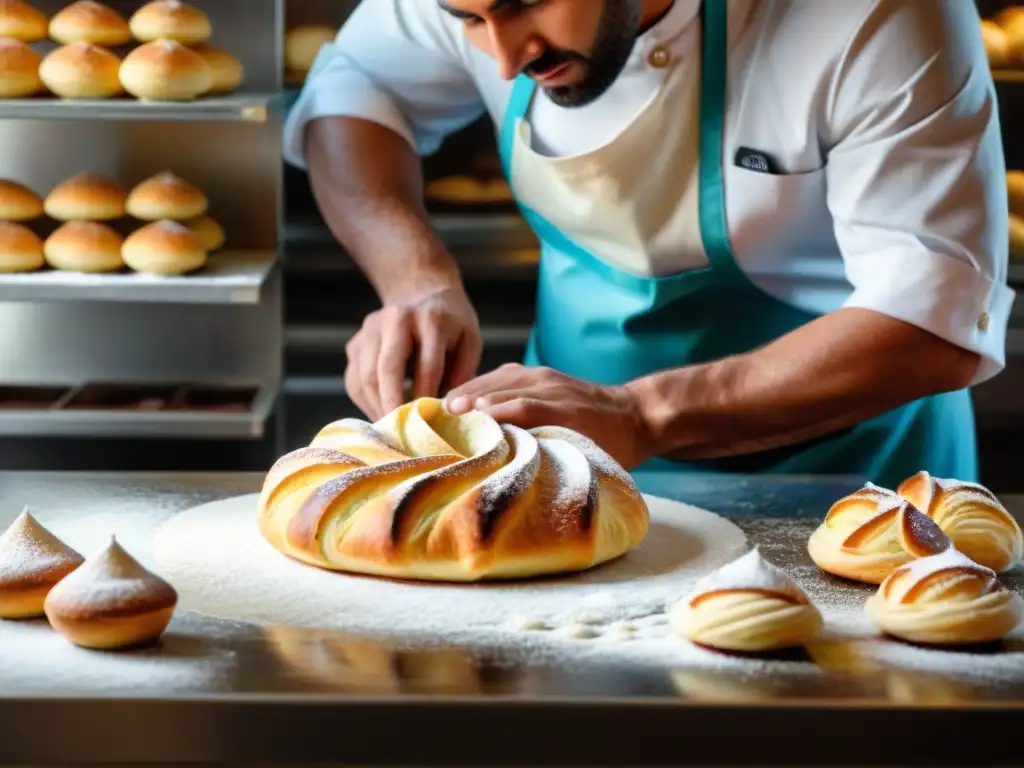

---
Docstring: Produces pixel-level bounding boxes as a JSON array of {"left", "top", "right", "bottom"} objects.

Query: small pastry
[
  {"left": 0, "top": 37, "right": 42, "bottom": 97},
  {"left": 44, "top": 221, "right": 124, "bottom": 272},
  {"left": 48, "top": 1, "right": 131, "bottom": 46},
  {"left": 184, "top": 214, "right": 223, "bottom": 251},
  {"left": 119, "top": 38, "right": 212, "bottom": 101},
  {"left": 982, "top": 19, "right": 1011, "bottom": 68},
  {"left": 865, "top": 548, "right": 1023, "bottom": 645},
  {"left": 125, "top": 170, "right": 206, "bottom": 220},
  {"left": 190, "top": 44, "right": 243, "bottom": 94},
  {"left": 1009, "top": 171, "right": 1024, "bottom": 216},
  {"left": 0, "top": 221, "right": 43, "bottom": 272},
  {"left": 670, "top": 548, "right": 822, "bottom": 652},
  {"left": 284, "top": 24, "right": 336, "bottom": 75},
  {"left": 44, "top": 172, "right": 126, "bottom": 221},
  {"left": 121, "top": 220, "right": 205, "bottom": 275},
  {"left": 1011, "top": 214, "right": 1024, "bottom": 260},
  {"left": 896, "top": 471, "right": 1023, "bottom": 573},
  {"left": 39, "top": 42, "right": 122, "bottom": 98},
  {"left": 0, "top": 178, "right": 42, "bottom": 220},
  {"left": 0, "top": 507, "right": 83, "bottom": 618},
  {"left": 0, "top": 0, "right": 47, "bottom": 42},
  {"left": 807, "top": 483, "right": 951, "bottom": 584},
  {"left": 43, "top": 537, "right": 177, "bottom": 649},
  {"left": 128, "top": 0, "right": 210, "bottom": 45}
]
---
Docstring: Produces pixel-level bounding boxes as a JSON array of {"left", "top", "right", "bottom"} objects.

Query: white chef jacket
[{"left": 283, "top": 0, "right": 1014, "bottom": 386}]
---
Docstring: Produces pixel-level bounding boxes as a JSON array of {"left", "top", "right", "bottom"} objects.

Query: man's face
[{"left": 438, "top": 0, "right": 643, "bottom": 107}]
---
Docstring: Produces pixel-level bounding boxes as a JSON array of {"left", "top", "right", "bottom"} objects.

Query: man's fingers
[
  {"left": 446, "top": 361, "right": 532, "bottom": 412},
  {"left": 412, "top": 315, "right": 445, "bottom": 400},
  {"left": 376, "top": 311, "right": 414, "bottom": 415},
  {"left": 483, "top": 397, "right": 557, "bottom": 428}
]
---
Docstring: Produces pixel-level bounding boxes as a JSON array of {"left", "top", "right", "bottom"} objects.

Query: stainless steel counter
[{"left": 0, "top": 470, "right": 1022, "bottom": 767}]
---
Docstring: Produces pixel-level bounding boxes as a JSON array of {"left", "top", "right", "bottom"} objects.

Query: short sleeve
[
  {"left": 824, "top": 0, "right": 1015, "bottom": 385},
  {"left": 282, "top": 0, "right": 486, "bottom": 169}
]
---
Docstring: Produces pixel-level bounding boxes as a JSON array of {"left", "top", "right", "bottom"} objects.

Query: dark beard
[{"left": 525, "top": 0, "right": 643, "bottom": 108}]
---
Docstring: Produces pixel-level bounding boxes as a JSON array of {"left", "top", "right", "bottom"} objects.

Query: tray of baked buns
[
  {"left": 0, "top": 168, "right": 277, "bottom": 302},
  {"left": 0, "top": 0, "right": 275, "bottom": 121},
  {"left": 0, "top": 379, "right": 277, "bottom": 437}
]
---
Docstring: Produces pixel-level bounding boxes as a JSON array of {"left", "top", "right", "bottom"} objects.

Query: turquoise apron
[{"left": 497, "top": 0, "right": 977, "bottom": 488}]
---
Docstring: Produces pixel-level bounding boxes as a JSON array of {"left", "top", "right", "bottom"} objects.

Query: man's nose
[{"left": 488, "top": 22, "right": 540, "bottom": 80}]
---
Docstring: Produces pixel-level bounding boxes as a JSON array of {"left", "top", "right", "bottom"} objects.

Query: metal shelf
[
  {"left": 0, "top": 250, "right": 278, "bottom": 304},
  {"left": 0, "top": 93, "right": 279, "bottom": 122}
]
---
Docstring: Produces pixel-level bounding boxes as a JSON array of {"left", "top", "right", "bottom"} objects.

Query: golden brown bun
[
  {"left": 122, "top": 220, "right": 205, "bottom": 275},
  {"left": 44, "top": 538, "right": 177, "bottom": 649},
  {"left": 896, "top": 471, "right": 1023, "bottom": 573},
  {"left": 39, "top": 41, "right": 122, "bottom": 98},
  {"left": 48, "top": 1, "right": 130, "bottom": 46},
  {"left": 0, "top": 508, "right": 83, "bottom": 618},
  {"left": 184, "top": 214, "right": 223, "bottom": 251},
  {"left": 44, "top": 172, "right": 126, "bottom": 221},
  {"left": 0, "top": 178, "right": 42, "bottom": 220},
  {"left": 426, "top": 176, "right": 514, "bottom": 204},
  {"left": 0, "top": 37, "right": 43, "bottom": 97},
  {"left": 996, "top": 7, "right": 1024, "bottom": 29},
  {"left": 129, "top": 0, "right": 210, "bottom": 45},
  {"left": 0, "top": 0, "right": 47, "bottom": 42},
  {"left": 190, "top": 43, "right": 243, "bottom": 94},
  {"left": 284, "top": 24, "right": 336, "bottom": 75},
  {"left": 0, "top": 221, "right": 43, "bottom": 272},
  {"left": 1008, "top": 171, "right": 1024, "bottom": 216},
  {"left": 807, "top": 483, "right": 951, "bottom": 584},
  {"left": 982, "top": 20, "right": 1012, "bottom": 67},
  {"left": 865, "top": 548, "right": 1023, "bottom": 645},
  {"left": 119, "top": 38, "right": 212, "bottom": 100},
  {"left": 258, "top": 397, "right": 650, "bottom": 582},
  {"left": 1010, "top": 214, "right": 1024, "bottom": 261},
  {"left": 44, "top": 220, "right": 123, "bottom": 272},
  {"left": 126, "top": 170, "right": 207, "bottom": 220}
]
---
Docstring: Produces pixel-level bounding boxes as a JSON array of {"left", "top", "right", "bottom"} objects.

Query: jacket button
[
  {"left": 648, "top": 46, "right": 670, "bottom": 68},
  {"left": 978, "top": 312, "right": 990, "bottom": 331}
]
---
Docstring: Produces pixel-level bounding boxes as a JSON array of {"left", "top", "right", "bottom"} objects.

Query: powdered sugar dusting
[
  {"left": 688, "top": 547, "right": 809, "bottom": 604},
  {"left": 154, "top": 220, "right": 190, "bottom": 234},
  {"left": 537, "top": 435, "right": 592, "bottom": 509},
  {"left": 0, "top": 507, "right": 82, "bottom": 583},
  {"left": 530, "top": 426, "right": 636, "bottom": 488},
  {"left": 898, "top": 547, "right": 994, "bottom": 586}
]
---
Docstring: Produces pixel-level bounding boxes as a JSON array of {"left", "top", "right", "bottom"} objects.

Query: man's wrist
[{"left": 377, "top": 254, "right": 464, "bottom": 306}]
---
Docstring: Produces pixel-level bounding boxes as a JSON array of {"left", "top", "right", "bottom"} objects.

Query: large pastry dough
[
  {"left": 257, "top": 398, "right": 650, "bottom": 582},
  {"left": 896, "top": 471, "right": 1023, "bottom": 574},
  {"left": 865, "top": 548, "right": 1023, "bottom": 645},
  {"left": 807, "top": 483, "right": 951, "bottom": 584},
  {"left": 670, "top": 548, "right": 822, "bottom": 652}
]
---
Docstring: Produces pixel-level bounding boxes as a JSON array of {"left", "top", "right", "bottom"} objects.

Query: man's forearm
[
  {"left": 627, "top": 308, "right": 982, "bottom": 460},
  {"left": 305, "top": 116, "right": 462, "bottom": 302}
]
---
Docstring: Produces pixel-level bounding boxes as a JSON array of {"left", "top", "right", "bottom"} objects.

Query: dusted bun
[
  {"left": 190, "top": 43, "right": 243, "bottom": 93},
  {"left": 44, "top": 172, "right": 126, "bottom": 221},
  {"left": 129, "top": 0, "right": 210, "bottom": 45},
  {"left": 122, "top": 220, "right": 205, "bottom": 275},
  {"left": 119, "top": 38, "right": 212, "bottom": 101},
  {"left": 184, "top": 214, "right": 224, "bottom": 251},
  {"left": 126, "top": 171, "right": 207, "bottom": 220},
  {"left": 0, "top": 37, "right": 43, "bottom": 97},
  {"left": 48, "top": 1, "right": 131, "bottom": 46},
  {"left": 44, "top": 221, "right": 124, "bottom": 272},
  {"left": 0, "top": 178, "right": 43, "bottom": 220},
  {"left": 0, "top": 0, "right": 47, "bottom": 42},
  {"left": 39, "top": 41, "right": 122, "bottom": 98}
]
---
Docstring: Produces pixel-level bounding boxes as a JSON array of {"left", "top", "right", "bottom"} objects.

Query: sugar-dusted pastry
[
  {"left": 0, "top": 37, "right": 42, "bottom": 97},
  {"left": 807, "top": 483, "right": 950, "bottom": 584},
  {"left": 896, "top": 471, "right": 1023, "bottom": 573},
  {"left": 0, "top": 179, "right": 42, "bottom": 220},
  {"left": 121, "top": 220, "right": 205, "bottom": 275},
  {"left": 669, "top": 548, "right": 822, "bottom": 652},
  {"left": 44, "top": 221, "right": 123, "bottom": 272},
  {"left": 44, "top": 172, "right": 126, "bottom": 221},
  {"left": 258, "top": 397, "right": 650, "bottom": 582},
  {"left": 190, "top": 44, "right": 243, "bottom": 94},
  {"left": 48, "top": 1, "right": 131, "bottom": 46},
  {"left": 0, "top": 221, "right": 43, "bottom": 272},
  {"left": 126, "top": 170, "right": 207, "bottom": 221},
  {"left": 128, "top": 0, "right": 209, "bottom": 44},
  {"left": 284, "top": 24, "right": 337, "bottom": 76},
  {"left": 44, "top": 537, "right": 177, "bottom": 649},
  {"left": 0, "top": 507, "right": 83, "bottom": 618},
  {"left": 119, "top": 38, "right": 211, "bottom": 101},
  {"left": 184, "top": 214, "right": 223, "bottom": 251},
  {"left": 39, "top": 42, "right": 122, "bottom": 99},
  {"left": 865, "top": 547, "right": 1023, "bottom": 645},
  {"left": 0, "top": 0, "right": 47, "bottom": 42}
]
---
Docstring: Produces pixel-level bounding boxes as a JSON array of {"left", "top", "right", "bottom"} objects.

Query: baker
[{"left": 283, "top": 0, "right": 1012, "bottom": 486}]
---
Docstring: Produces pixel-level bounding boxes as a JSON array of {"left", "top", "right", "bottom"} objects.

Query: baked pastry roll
[
  {"left": 807, "top": 483, "right": 950, "bottom": 584},
  {"left": 896, "top": 471, "right": 1023, "bottom": 573},
  {"left": 0, "top": 507, "right": 83, "bottom": 618},
  {"left": 670, "top": 548, "right": 822, "bottom": 652},
  {"left": 865, "top": 548, "right": 1023, "bottom": 645},
  {"left": 257, "top": 397, "right": 649, "bottom": 582}
]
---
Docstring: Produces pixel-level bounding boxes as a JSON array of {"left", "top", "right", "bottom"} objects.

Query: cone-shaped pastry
[
  {"left": 807, "top": 483, "right": 951, "bottom": 584},
  {"left": 865, "top": 548, "right": 1023, "bottom": 645},
  {"left": 670, "top": 548, "right": 822, "bottom": 652},
  {"left": 896, "top": 471, "right": 1023, "bottom": 573},
  {"left": 0, "top": 507, "right": 83, "bottom": 618},
  {"left": 43, "top": 537, "right": 177, "bottom": 649}
]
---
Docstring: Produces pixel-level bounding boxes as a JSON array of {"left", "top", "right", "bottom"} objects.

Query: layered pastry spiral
[
  {"left": 807, "top": 483, "right": 951, "bottom": 584},
  {"left": 670, "top": 548, "right": 822, "bottom": 652},
  {"left": 257, "top": 398, "right": 650, "bottom": 582},
  {"left": 865, "top": 548, "right": 1023, "bottom": 645},
  {"left": 896, "top": 471, "right": 1023, "bottom": 573}
]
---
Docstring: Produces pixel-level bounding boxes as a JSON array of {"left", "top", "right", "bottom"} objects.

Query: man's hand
[
  {"left": 445, "top": 364, "right": 659, "bottom": 469},
  {"left": 345, "top": 286, "right": 482, "bottom": 421}
]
